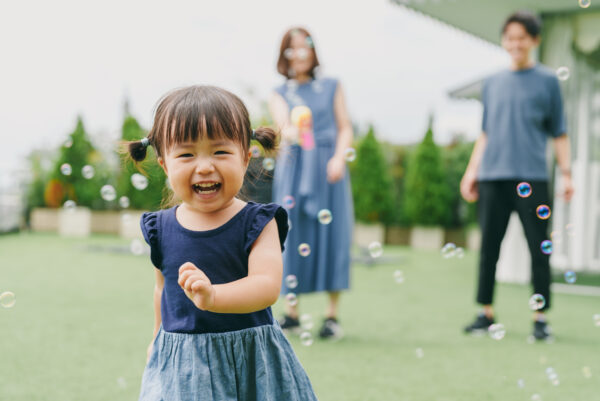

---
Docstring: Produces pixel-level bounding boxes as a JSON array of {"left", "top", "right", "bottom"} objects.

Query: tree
[
  {"left": 350, "top": 125, "right": 395, "bottom": 224},
  {"left": 403, "top": 117, "right": 452, "bottom": 226},
  {"left": 116, "top": 115, "right": 166, "bottom": 211}
]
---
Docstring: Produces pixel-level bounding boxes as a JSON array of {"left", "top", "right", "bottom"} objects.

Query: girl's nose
[{"left": 195, "top": 157, "right": 215, "bottom": 174}]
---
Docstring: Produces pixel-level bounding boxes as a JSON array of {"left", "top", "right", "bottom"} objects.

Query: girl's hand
[
  {"left": 177, "top": 262, "right": 215, "bottom": 311},
  {"left": 327, "top": 155, "right": 346, "bottom": 183}
]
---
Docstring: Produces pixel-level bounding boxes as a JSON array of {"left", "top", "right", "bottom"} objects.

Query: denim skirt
[{"left": 138, "top": 323, "right": 318, "bottom": 401}]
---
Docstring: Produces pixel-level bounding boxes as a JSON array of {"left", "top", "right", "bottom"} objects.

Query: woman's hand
[
  {"left": 146, "top": 342, "right": 153, "bottom": 364},
  {"left": 460, "top": 170, "right": 479, "bottom": 202},
  {"left": 178, "top": 262, "right": 215, "bottom": 311},
  {"left": 327, "top": 155, "right": 346, "bottom": 183}
]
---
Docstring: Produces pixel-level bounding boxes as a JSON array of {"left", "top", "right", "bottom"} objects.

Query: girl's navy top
[{"left": 140, "top": 202, "right": 288, "bottom": 334}]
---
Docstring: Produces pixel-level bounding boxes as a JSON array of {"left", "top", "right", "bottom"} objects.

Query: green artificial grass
[{"left": 1, "top": 233, "right": 599, "bottom": 401}]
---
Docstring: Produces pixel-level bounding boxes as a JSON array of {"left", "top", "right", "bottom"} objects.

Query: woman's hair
[
  {"left": 126, "top": 85, "right": 277, "bottom": 162},
  {"left": 502, "top": 11, "right": 541, "bottom": 38},
  {"left": 276, "top": 27, "right": 320, "bottom": 79}
]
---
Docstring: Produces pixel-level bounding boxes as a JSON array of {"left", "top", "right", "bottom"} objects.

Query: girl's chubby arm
[
  {"left": 178, "top": 219, "right": 283, "bottom": 314},
  {"left": 147, "top": 268, "right": 164, "bottom": 362}
]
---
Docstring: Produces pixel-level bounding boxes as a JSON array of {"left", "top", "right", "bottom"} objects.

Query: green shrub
[{"left": 350, "top": 126, "right": 394, "bottom": 224}]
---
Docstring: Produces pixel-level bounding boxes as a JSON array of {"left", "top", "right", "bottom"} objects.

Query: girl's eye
[
  {"left": 178, "top": 153, "right": 193, "bottom": 158},
  {"left": 215, "top": 150, "right": 230, "bottom": 155}
]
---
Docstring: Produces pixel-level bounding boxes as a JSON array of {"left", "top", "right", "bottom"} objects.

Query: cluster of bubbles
[
  {"left": 488, "top": 323, "right": 506, "bottom": 340},
  {"left": 440, "top": 243, "right": 464, "bottom": 259},
  {"left": 545, "top": 366, "right": 560, "bottom": 386},
  {"left": 529, "top": 294, "right": 546, "bottom": 311},
  {"left": 0, "top": 291, "right": 16, "bottom": 308}
]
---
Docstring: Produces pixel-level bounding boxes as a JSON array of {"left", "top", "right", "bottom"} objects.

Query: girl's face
[
  {"left": 159, "top": 136, "right": 250, "bottom": 214},
  {"left": 502, "top": 22, "right": 539, "bottom": 67},
  {"left": 285, "top": 33, "right": 314, "bottom": 77}
]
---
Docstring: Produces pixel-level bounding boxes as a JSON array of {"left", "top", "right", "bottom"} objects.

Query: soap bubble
[
  {"left": 579, "top": 0, "right": 591, "bottom": 9},
  {"left": 285, "top": 274, "right": 298, "bottom": 289},
  {"left": 488, "top": 323, "right": 506, "bottom": 340},
  {"left": 344, "top": 148, "right": 356, "bottom": 162},
  {"left": 300, "top": 314, "right": 314, "bottom": 330},
  {"left": 249, "top": 145, "right": 261, "bottom": 158},
  {"left": 529, "top": 294, "right": 546, "bottom": 311},
  {"left": 130, "top": 239, "right": 145, "bottom": 255},
  {"left": 415, "top": 348, "right": 424, "bottom": 359},
  {"left": 540, "top": 240, "right": 553, "bottom": 255},
  {"left": 582, "top": 366, "right": 592, "bottom": 378},
  {"left": 131, "top": 173, "right": 148, "bottom": 190},
  {"left": 119, "top": 196, "right": 130, "bottom": 209},
  {"left": 593, "top": 314, "right": 600, "bottom": 327},
  {"left": 286, "top": 292, "right": 298, "bottom": 306},
  {"left": 441, "top": 242, "right": 457, "bottom": 258},
  {"left": 566, "top": 223, "right": 575, "bottom": 237},
  {"left": 64, "top": 139, "right": 73, "bottom": 148},
  {"left": 116, "top": 377, "right": 127, "bottom": 389},
  {"left": 536, "top": 205, "right": 551, "bottom": 220},
  {"left": 368, "top": 241, "right": 383, "bottom": 258},
  {"left": 317, "top": 209, "right": 332, "bottom": 225},
  {"left": 556, "top": 66, "right": 570, "bottom": 81},
  {"left": 0, "top": 291, "right": 16, "bottom": 308},
  {"left": 81, "top": 165, "right": 95, "bottom": 179},
  {"left": 531, "top": 394, "right": 541, "bottom": 401},
  {"left": 63, "top": 200, "right": 77, "bottom": 211},
  {"left": 282, "top": 195, "right": 295, "bottom": 209},
  {"left": 455, "top": 247, "right": 465, "bottom": 259},
  {"left": 300, "top": 331, "right": 313, "bottom": 346},
  {"left": 60, "top": 163, "right": 72, "bottom": 176},
  {"left": 298, "top": 243, "right": 311, "bottom": 257},
  {"left": 564, "top": 270, "right": 576, "bottom": 284},
  {"left": 517, "top": 182, "right": 532, "bottom": 198},
  {"left": 550, "top": 230, "right": 562, "bottom": 244},
  {"left": 100, "top": 185, "right": 117, "bottom": 201},
  {"left": 393, "top": 270, "right": 405, "bottom": 284},
  {"left": 262, "top": 158, "right": 275, "bottom": 171},
  {"left": 517, "top": 379, "right": 525, "bottom": 389}
]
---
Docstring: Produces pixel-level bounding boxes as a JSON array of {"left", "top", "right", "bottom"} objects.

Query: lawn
[{"left": 0, "top": 232, "right": 598, "bottom": 401}]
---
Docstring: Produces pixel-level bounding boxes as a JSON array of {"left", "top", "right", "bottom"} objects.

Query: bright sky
[{"left": 0, "top": 0, "right": 509, "bottom": 186}]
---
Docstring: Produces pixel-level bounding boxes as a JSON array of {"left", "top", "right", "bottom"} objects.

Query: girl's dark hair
[
  {"left": 502, "top": 11, "right": 541, "bottom": 38},
  {"left": 276, "top": 27, "right": 320, "bottom": 79},
  {"left": 126, "top": 85, "right": 277, "bottom": 163}
]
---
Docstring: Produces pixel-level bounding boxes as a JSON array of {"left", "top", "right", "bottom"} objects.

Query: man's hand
[{"left": 460, "top": 170, "right": 479, "bottom": 202}]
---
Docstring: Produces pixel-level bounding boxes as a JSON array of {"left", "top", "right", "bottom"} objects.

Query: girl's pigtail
[
  {"left": 120, "top": 137, "right": 151, "bottom": 163},
  {"left": 253, "top": 127, "right": 278, "bottom": 153}
]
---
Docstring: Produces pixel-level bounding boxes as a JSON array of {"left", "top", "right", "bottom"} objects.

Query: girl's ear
[{"left": 158, "top": 157, "right": 168, "bottom": 174}]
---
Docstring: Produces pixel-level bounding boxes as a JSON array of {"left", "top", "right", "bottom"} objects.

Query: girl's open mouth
[{"left": 192, "top": 182, "right": 222, "bottom": 194}]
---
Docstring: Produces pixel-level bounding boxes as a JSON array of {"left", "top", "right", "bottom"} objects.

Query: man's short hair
[{"left": 502, "top": 11, "right": 542, "bottom": 38}]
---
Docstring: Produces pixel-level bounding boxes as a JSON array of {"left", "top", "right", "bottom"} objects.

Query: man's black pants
[{"left": 477, "top": 180, "right": 551, "bottom": 311}]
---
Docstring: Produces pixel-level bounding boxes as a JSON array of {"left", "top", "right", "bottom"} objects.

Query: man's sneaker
[
  {"left": 278, "top": 315, "right": 301, "bottom": 333},
  {"left": 318, "top": 317, "right": 343, "bottom": 340},
  {"left": 533, "top": 320, "right": 552, "bottom": 341},
  {"left": 464, "top": 313, "right": 495, "bottom": 334}
]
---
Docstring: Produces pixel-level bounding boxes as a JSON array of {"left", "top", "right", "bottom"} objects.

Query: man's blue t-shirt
[{"left": 478, "top": 64, "right": 567, "bottom": 181}]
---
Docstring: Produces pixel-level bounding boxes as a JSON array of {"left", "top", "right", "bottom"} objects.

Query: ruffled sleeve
[
  {"left": 140, "top": 212, "right": 162, "bottom": 269},
  {"left": 244, "top": 203, "right": 289, "bottom": 254}
]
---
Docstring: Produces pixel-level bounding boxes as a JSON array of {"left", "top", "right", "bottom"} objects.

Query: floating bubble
[
  {"left": 262, "top": 158, "right": 275, "bottom": 171},
  {"left": 81, "top": 165, "right": 95, "bottom": 179},
  {"left": 288, "top": 219, "right": 292, "bottom": 231},
  {"left": 593, "top": 314, "right": 600, "bottom": 327},
  {"left": 300, "top": 314, "right": 314, "bottom": 330},
  {"left": 60, "top": 163, "right": 72, "bottom": 176},
  {"left": 441, "top": 242, "right": 457, "bottom": 258},
  {"left": 63, "top": 200, "right": 77, "bottom": 211},
  {"left": 540, "top": 240, "right": 553, "bottom": 255},
  {"left": 0, "top": 291, "right": 16, "bottom": 308},
  {"left": 455, "top": 247, "right": 465, "bottom": 259},
  {"left": 130, "top": 239, "right": 145, "bottom": 255},
  {"left": 517, "top": 182, "right": 532, "bottom": 198},
  {"left": 393, "top": 270, "right": 405, "bottom": 284},
  {"left": 100, "top": 185, "right": 117, "bottom": 201},
  {"left": 488, "top": 323, "right": 506, "bottom": 340},
  {"left": 249, "top": 145, "right": 261, "bottom": 158},
  {"left": 564, "top": 270, "right": 576, "bottom": 284},
  {"left": 121, "top": 213, "right": 132, "bottom": 223},
  {"left": 529, "top": 294, "right": 546, "bottom": 311},
  {"left": 368, "top": 241, "right": 383, "bottom": 258},
  {"left": 545, "top": 367, "right": 555, "bottom": 376},
  {"left": 282, "top": 195, "right": 295, "bottom": 209},
  {"left": 116, "top": 377, "right": 127, "bottom": 389},
  {"left": 531, "top": 394, "right": 541, "bottom": 401},
  {"left": 582, "top": 366, "right": 592, "bottom": 379},
  {"left": 344, "top": 148, "right": 356, "bottom": 162},
  {"left": 317, "top": 209, "right": 332, "bottom": 225},
  {"left": 285, "top": 274, "right": 298, "bottom": 289},
  {"left": 283, "top": 48, "right": 294, "bottom": 60},
  {"left": 517, "top": 379, "right": 525, "bottom": 389},
  {"left": 286, "top": 292, "right": 298, "bottom": 306},
  {"left": 119, "top": 196, "right": 130, "bottom": 209},
  {"left": 551, "top": 379, "right": 560, "bottom": 386},
  {"left": 131, "top": 173, "right": 148, "bottom": 190},
  {"left": 536, "top": 205, "right": 551, "bottom": 220},
  {"left": 550, "top": 230, "right": 562, "bottom": 244},
  {"left": 64, "top": 139, "right": 73, "bottom": 148},
  {"left": 298, "top": 243, "right": 311, "bottom": 257},
  {"left": 566, "top": 223, "right": 575, "bottom": 237},
  {"left": 300, "top": 331, "right": 313, "bottom": 346},
  {"left": 415, "top": 348, "right": 424, "bottom": 359},
  {"left": 579, "top": 0, "right": 591, "bottom": 9},
  {"left": 556, "top": 66, "right": 570, "bottom": 81}
]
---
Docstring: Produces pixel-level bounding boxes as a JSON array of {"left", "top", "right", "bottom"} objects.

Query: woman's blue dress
[{"left": 273, "top": 77, "right": 354, "bottom": 295}]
